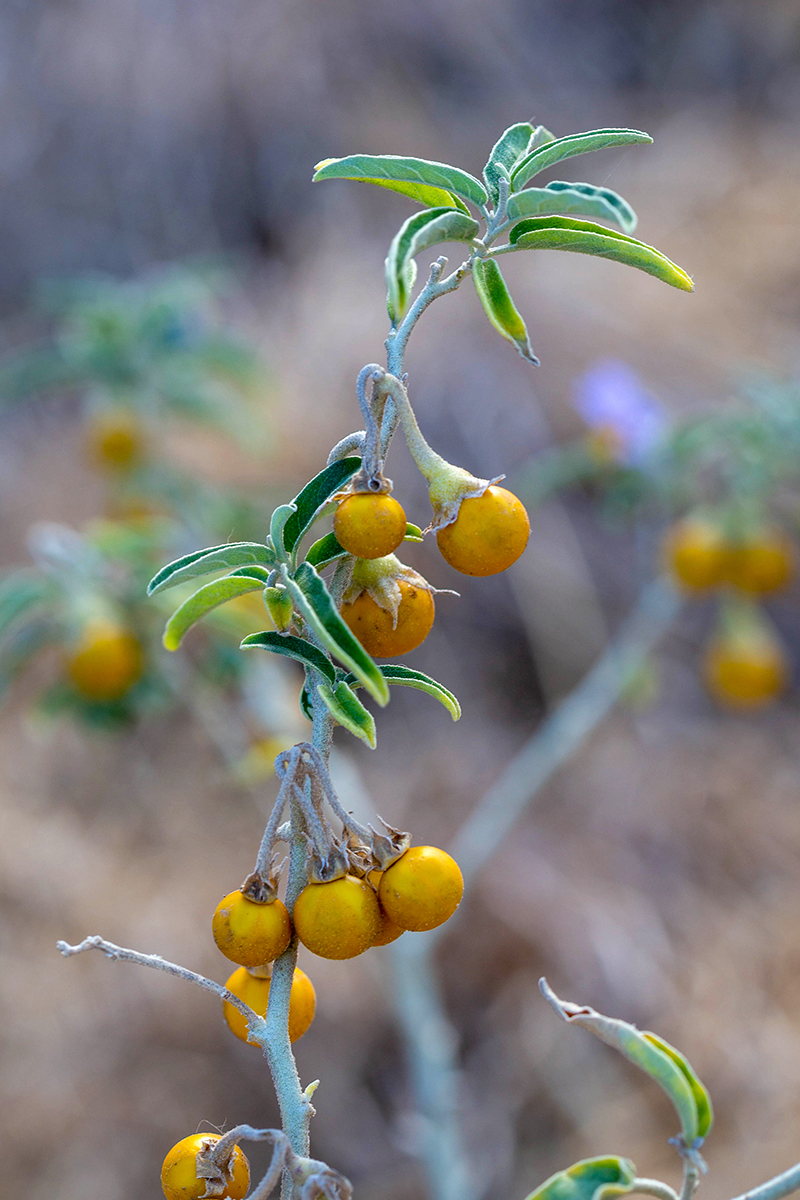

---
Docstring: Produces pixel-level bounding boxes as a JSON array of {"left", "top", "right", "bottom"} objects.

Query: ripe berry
[
  {"left": 86, "top": 411, "right": 144, "bottom": 471},
  {"left": 703, "top": 631, "right": 787, "bottom": 709},
  {"left": 378, "top": 846, "right": 464, "bottom": 931},
  {"left": 341, "top": 580, "right": 434, "bottom": 658},
  {"left": 66, "top": 621, "right": 144, "bottom": 702},
  {"left": 222, "top": 966, "right": 316, "bottom": 1044},
  {"left": 212, "top": 891, "right": 291, "bottom": 968},
  {"left": 662, "top": 517, "right": 728, "bottom": 592},
  {"left": 161, "top": 1133, "right": 250, "bottom": 1200},
  {"left": 293, "top": 874, "right": 380, "bottom": 959},
  {"left": 436, "top": 485, "right": 529, "bottom": 576},
  {"left": 367, "top": 871, "right": 404, "bottom": 947},
  {"left": 726, "top": 529, "right": 794, "bottom": 595},
  {"left": 334, "top": 493, "right": 408, "bottom": 559}
]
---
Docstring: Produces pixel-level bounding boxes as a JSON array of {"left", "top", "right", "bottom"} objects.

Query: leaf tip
[{"left": 162, "top": 630, "right": 180, "bottom": 652}]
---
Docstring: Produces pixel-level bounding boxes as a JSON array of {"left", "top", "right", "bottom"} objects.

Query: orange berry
[
  {"left": 66, "top": 621, "right": 143, "bottom": 702},
  {"left": 222, "top": 966, "right": 316, "bottom": 1045},
  {"left": 212, "top": 891, "right": 292, "bottom": 968},
  {"left": 161, "top": 1133, "right": 249, "bottom": 1200},
  {"left": 726, "top": 529, "right": 794, "bottom": 595},
  {"left": 366, "top": 871, "right": 404, "bottom": 947},
  {"left": 378, "top": 846, "right": 463, "bottom": 932},
  {"left": 86, "top": 411, "right": 144, "bottom": 470},
  {"left": 334, "top": 493, "right": 408, "bottom": 559},
  {"left": 341, "top": 580, "right": 434, "bottom": 658},
  {"left": 703, "top": 632, "right": 787, "bottom": 709},
  {"left": 662, "top": 517, "right": 728, "bottom": 592},
  {"left": 293, "top": 874, "right": 380, "bottom": 959},
  {"left": 436, "top": 485, "right": 529, "bottom": 576}
]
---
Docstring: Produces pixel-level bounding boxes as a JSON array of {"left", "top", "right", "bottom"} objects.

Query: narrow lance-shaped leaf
[
  {"left": 305, "top": 522, "right": 423, "bottom": 570},
  {"left": 312, "top": 159, "right": 468, "bottom": 212},
  {"left": 540, "top": 978, "right": 708, "bottom": 1144},
  {"left": 473, "top": 258, "right": 539, "bottom": 365},
  {"left": 270, "top": 504, "right": 297, "bottom": 561},
  {"left": 483, "top": 122, "right": 535, "bottom": 207},
  {"left": 316, "top": 679, "right": 377, "bottom": 749},
  {"left": 313, "top": 154, "right": 488, "bottom": 209},
  {"left": 505, "top": 182, "right": 637, "bottom": 234},
  {"left": 148, "top": 542, "right": 275, "bottom": 596},
  {"left": 240, "top": 631, "right": 336, "bottom": 685},
  {"left": 284, "top": 562, "right": 389, "bottom": 705},
  {"left": 386, "top": 207, "right": 480, "bottom": 321},
  {"left": 162, "top": 567, "right": 271, "bottom": 651},
  {"left": 507, "top": 216, "right": 693, "bottom": 292},
  {"left": 643, "top": 1031, "right": 713, "bottom": 1139},
  {"left": 281, "top": 457, "right": 361, "bottom": 554},
  {"left": 523, "top": 1156, "right": 638, "bottom": 1200},
  {"left": 511, "top": 128, "right": 652, "bottom": 190},
  {"left": 343, "top": 664, "right": 461, "bottom": 721}
]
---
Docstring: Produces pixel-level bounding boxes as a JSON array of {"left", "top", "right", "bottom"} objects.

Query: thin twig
[
  {"left": 633, "top": 1181, "right": 680, "bottom": 1200},
  {"left": 729, "top": 1163, "right": 800, "bottom": 1200}
]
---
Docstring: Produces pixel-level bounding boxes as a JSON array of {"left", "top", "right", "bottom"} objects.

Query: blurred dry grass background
[{"left": 3, "top": 2, "right": 800, "bottom": 1198}]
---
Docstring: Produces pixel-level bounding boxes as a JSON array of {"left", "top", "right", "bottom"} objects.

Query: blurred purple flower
[{"left": 574, "top": 358, "right": 667, "bottom": 465}]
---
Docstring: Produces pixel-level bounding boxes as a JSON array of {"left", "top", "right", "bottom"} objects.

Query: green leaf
[
  {"left": 511, "top": 128, "right": 652, "bottom": 190},
  {"left": 313, "top": 154, "right": 488, "bottom": 209},
  {"left": 506, "top": 182, "right": 637, "bottom": 233},
  {"left": 270, "top": 504, "right": 297, "bottom": 561},
  {"left": 343, "top": 663, "right": 461, "bottom": 720},
  {"left": 240, "top": 631, "right": 336, "bottom": 685},
  {"left": 507, "top": 216, "right": 693, "bottom": 291},
  {"left": 305, "top": 522, "right": 423, "bottom": 570},
  {"left": 312, "top": 158, "right": 468, "bottom": 212},
  {"left": 523, "top": 1156, "right": 638, "bottom": 1200},
  {"left": 281, "top": 458, "right": 362, "bottom": 554},
  {"left": 316, "top": 679, "right": 377, "bottom": 748},
  {"left": 162, "top": 568, "right": 270, "bottom": 651},
  {"left": 148, "top": 542, "right": 275, "bottom": 596},
  {"left": 284, "top": 562, "right": 389, "bottom": 705},
  {"left": 386, "top": 207, "right": 480, "bottom": 321},
  {"left": 540, "top": 979, "right": 706, "bottom": 1144},
  {"left": 483, "top": 122, "right": 536, "bottom": 207},
  {"left": 473, "top": 258, "right": 538, "bottom": 364},
  {"left": 643, "top": 1032, "right": 714, "bottom": 1139}
]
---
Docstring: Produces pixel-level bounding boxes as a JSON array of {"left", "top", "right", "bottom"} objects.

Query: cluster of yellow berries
[
  {"left": 664, "top": 516, "right": 794, "bottom": 709},
  {"left": 210, "top": 846, "right": 463, "bottom": 1048},
  {"left": 333, "top": 485, "right": 529, "bottom": 658}
]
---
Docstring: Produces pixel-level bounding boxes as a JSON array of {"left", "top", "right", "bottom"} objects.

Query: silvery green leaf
[
  {"left": 540, "top": 979, "right": 708, "bottom": 1144},
  {"left": 313, "top": 154, "right": 488, "bottom": 208},
  {"left": 343, "top": 664, "right": 461, "bottom": 721},
  {"left": 312, "top": 158, "right": 469, "bottom": 212},
  {"left": 505, "top": 182, "right": 637, "bottom": 233},
  {"left": 507, "top": 216, "right": 693, "bottom": 291},
  {"left": 473, "top": 258, "right": 538, "bottom": 364},
  {"left": 403, "top": 522, "right": 424, "bottom": 542},
  {"left": 281, "top": 457, "right": 362, "bottom": 554},
  {"left": 162, "top": 567, "right": 270, "bottom": 651},
  {"left": 240, "top": 631, "right": 336, "bottom": 685},
  {"left": 483, "top": 122, "right": 536, "bottom": 206},
  {"left": 386, "top": 207, "right": 480, "bottom": 321},
  {"left": 285, "top": 562, "right": 389, "bottom": 705},
  {"left": 270, "top": 504, "right": 297, "bottom": 561},
  {"left": 147, "top": 542, "right": 275, "bottom": 596},
  {"left": 523, "top": 1156, "right": 638, "bottom": 1200},
  {"left": 511, "top": 128, "right": 652, "bottom": 190},
  {"left": 316, "top": 679, "right": 377, "bottom": 748}
]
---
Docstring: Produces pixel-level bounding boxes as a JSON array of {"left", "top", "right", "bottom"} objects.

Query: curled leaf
[
  {"left": 523, "top": 1156, "right": 638, "bottom": 1200},
  {"left": 343, "top": 663, "right": 461, "bottom": 721},
  {"left": 473, "top": 258, "right": 538, "bottom": 364},
  {"left": 316, "top": 679, "right": 377, "bottom": 748},
  {"left": 162, "top": 568, "right": 270, "bottom": 651},
  {"left": 386, "top": 207, "right": 480, "bottom": 321},
  {"left": 313, "top": 154, "right": 488, "bottom": 208},
  {"left": 506, "top": 182, "right": 637, "bottom": 233}
]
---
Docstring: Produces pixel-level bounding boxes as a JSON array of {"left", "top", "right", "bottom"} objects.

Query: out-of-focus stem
[{"left": 729, "top": 1163, "right": 800, "bottom": 1200}]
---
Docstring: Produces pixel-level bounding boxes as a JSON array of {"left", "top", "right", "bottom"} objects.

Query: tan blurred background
[{"left": 3, "top": 2, "right": 800, "bottom": 1198}]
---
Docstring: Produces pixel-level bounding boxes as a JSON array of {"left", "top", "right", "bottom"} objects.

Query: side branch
[{"left": 729, "top": 1163, "right": 800, "bottom": 1200}]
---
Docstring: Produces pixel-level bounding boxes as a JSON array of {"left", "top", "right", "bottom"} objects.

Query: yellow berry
[
  {"left": 341, "top": 580, "right": 434, "bottom": 658},
  {"left": 161, "top": 1133, "right": 249, "bottom": 1200},
  {"left": 436, "top": 485, "right": 529, "bottom": 576},
  {"left": 334, "top": 493, "right": 408, "bottom": 559},
  {"left": 366, "top": 871, "right": 404, "bottom": 947},
  {"left": 662, "top": 517, "right": 728, "bottom": 592},
  {"left": 293, "top": 875, "right": 380, "bottom": 959},
  {"left": 212, "top": 891, "right": 292, "bottom": 968},
  {"left": 66, "top": 621, "right": 143, "bottom": 702},
  {"left": 703, "top": 632, "right": 787, "bottom": 709},
  {"left": 726, "top": 529, "right": 794, "bottom": 595},
  {"left": 86, "top": 411, "right": 144, "bottom": 471},
  {"left": 378, "top": 846, "right": 463, "bottom": 932},
  {"left": 222, "top": 966, "right": 316, "bottom": 1045}
]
